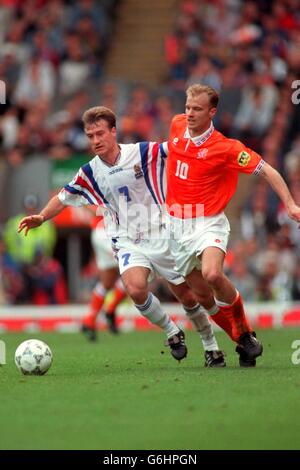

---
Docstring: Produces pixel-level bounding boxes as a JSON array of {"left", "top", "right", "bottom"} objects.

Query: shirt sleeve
[
  {"left": 227, "top": 139, "right": 265, "bottom": 175},
  {"left": 159, "top": 141, "right": 168, "bottom": 159},
  {"left": 57, "top": 167, "right": 96, "bottom": 207},
  {"left": 144, "top": 141, "right": 168, "bottom": 164}
]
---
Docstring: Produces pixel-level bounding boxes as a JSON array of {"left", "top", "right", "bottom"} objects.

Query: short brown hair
[
  {"left": 82, "top": 106, "right": 116, "bottom": 129},
  {"left": 186, "top": 84, "right": 219, "bottom": 108}
]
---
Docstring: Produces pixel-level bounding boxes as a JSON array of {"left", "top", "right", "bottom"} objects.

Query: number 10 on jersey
[{"left": 175, "top": 160, "right": 189, "bottom": 180}]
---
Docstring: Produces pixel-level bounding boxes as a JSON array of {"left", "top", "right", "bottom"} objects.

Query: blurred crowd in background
[{"left": 1, "top": 0, "right": 300, "bottom": 305}]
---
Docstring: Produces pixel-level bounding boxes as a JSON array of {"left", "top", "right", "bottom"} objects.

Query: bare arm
[
  {"left": 18, "top": 195, "right": 65, "bottom": 236},
  {"left": 260, "top": 162, "right": 300, "bottom": 224}
]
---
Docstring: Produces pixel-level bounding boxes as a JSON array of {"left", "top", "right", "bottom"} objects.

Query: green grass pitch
[{"left": 1, "top": 328, "right": 300, "bottom": 450}]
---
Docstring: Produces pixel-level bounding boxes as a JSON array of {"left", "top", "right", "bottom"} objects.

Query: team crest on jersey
[
  {"left": 197, "top": 148, "right": 208, "bottom": 159},
  {"left": 238, "top": 151, "right": 251, "bottom": 166},
  {"left": 173, "top": 137, "right": 179, "bottom": 145},
  {"left": 134, "top": 164, "right": 143, "bottom": 179}
]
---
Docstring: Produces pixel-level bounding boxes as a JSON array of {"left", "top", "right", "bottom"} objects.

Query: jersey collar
[
  {"left": 184, "top": 121, "right": 214, "bottom": 147},
  {"left": 98, "top": 145, "right": 122, "bottom": 167}
]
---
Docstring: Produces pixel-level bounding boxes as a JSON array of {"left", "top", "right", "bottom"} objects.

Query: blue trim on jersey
[
  {"left": 159, "top": 143, "right": 167, "bottom": 159},
  {"left": 160, "top": 156, "right": 165, "bottom": 202},
  {"left": 64, "top": 184, "right": 94, "bottom": 205},
  {"left": 82, "top": 163, "right": 109, "bottom": 205},
  {"left": 139, "top": 142, "right": 159, "bottom": 207}
]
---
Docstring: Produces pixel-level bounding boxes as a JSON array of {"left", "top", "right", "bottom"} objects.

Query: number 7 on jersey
[{"left": 118, "top": 186, "right": 131, "bottom": 201}]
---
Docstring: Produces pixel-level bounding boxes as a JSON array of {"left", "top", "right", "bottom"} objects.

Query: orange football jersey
[{"left": 166, "top": 114, "right": 264, "bottom": 218}]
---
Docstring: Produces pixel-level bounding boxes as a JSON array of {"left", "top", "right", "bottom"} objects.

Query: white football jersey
[{"left": 58, "top": 142, "right": 168, "bottom": 240}]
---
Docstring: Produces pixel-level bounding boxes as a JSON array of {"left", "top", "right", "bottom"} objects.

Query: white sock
[
  {"left": 184, "top": 303, "right": 219, "bottom": 351},
  {"left": 214, "top": 297, "right": 231, "bottom": 308},
  {"left": 135, "top": 293, "right": 179, "bottom": 338},
  {"left": 214, "top": 290, "right": 239, "bottom": 308}
]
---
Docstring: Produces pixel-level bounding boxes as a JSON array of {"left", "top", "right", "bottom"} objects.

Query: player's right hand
[{"left": 18, "top": 215, "right": 44, "bottom": 236}]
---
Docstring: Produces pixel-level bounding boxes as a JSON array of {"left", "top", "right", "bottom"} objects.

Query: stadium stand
[{"left": 1, "top": 0, "right": 300, "bottom": 314}]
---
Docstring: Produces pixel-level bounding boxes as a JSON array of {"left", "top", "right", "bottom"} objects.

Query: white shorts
[
  {"left": 91, "top": 227, "right": 118, "bottom": 270},
  {"left": 112, "top": 237, "right": 185, "bottom": 285},
  {"left": 167, "top": 212, "right": 230, "bottom": 277}
]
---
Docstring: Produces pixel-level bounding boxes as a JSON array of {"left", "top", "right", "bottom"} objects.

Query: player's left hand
[{"left": 18, "top": 214, "right": 44, "bottom": 236}]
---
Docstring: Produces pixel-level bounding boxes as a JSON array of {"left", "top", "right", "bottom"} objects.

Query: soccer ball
[{"left": 15, "top": 339, "right": 53, "bottom": 375}]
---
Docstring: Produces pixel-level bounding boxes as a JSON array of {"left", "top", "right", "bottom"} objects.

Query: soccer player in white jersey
[{"left": 18, "top": 106, "right": 225, "bottom": 366}]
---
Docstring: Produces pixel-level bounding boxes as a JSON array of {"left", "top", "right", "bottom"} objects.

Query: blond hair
[
  {"left": 186, "top": 84, "right": 219, "bottom": 108},
  {"left": 82, "top": 106, "right": 116, "bottom": 129}
]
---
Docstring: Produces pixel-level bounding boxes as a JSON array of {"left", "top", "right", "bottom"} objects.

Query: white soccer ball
[{"left": 15, "top": 339, "right": 53, "bottom": 375}]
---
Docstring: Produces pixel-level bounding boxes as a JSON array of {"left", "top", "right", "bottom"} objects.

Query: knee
[
  {"left": 124, "top": 282, "right": 148, "bottom": 305},
  {"left": 202, "top": 269, "right": 224, "bottom": 288}
]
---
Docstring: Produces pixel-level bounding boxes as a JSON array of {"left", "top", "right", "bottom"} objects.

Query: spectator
[
  {"left": 23, "top": 250, "right": 67, "bottom": 305},
  {"left": 0, "top": 236, "right": 23, "bottom": 304},
  {"left": 233, "top": 72, "right": 278, "bottom": 143},
  {"left": 3, "top": 194, "right": 56, "bottom": 265},
  {"left": 256, "top": 258, "right": 293, "bottom": 302},
  {"left": 229, "top": 258, "right": 257, "bottom": 302},
  {"left": 59, "top": 32, "right": 91, "bottom": 96},
  {"left": 187, "top": 57, "right": 222, "bottom": 91},
  {"left": 14, "top": 54, "right": 56, "bottom": 108}
]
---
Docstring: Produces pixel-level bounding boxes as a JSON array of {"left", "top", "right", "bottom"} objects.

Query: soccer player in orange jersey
[{"left": 166, "top": 83, "right": 300, "bottom": 366}]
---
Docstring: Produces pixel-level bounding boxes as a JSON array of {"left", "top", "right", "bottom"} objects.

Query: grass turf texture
[{"left": 1, "top": 328, "right": 300, "bottom": 450}]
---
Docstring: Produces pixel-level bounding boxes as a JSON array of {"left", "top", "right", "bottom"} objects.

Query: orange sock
[
  {"left": 83, "top": 284, "right": 106, "bottom": 329},
  {"left": 230, "top": 293, "right": 252, "bottom": 340},
  {"left": 210, "top": 309, "right": 235, "bottom": 341},
  {"left": 217, "top": 293, "right": 252, "bottom": 342},
  {"left": 106, "top": 285, "right": 127, "bottom": 315}
]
